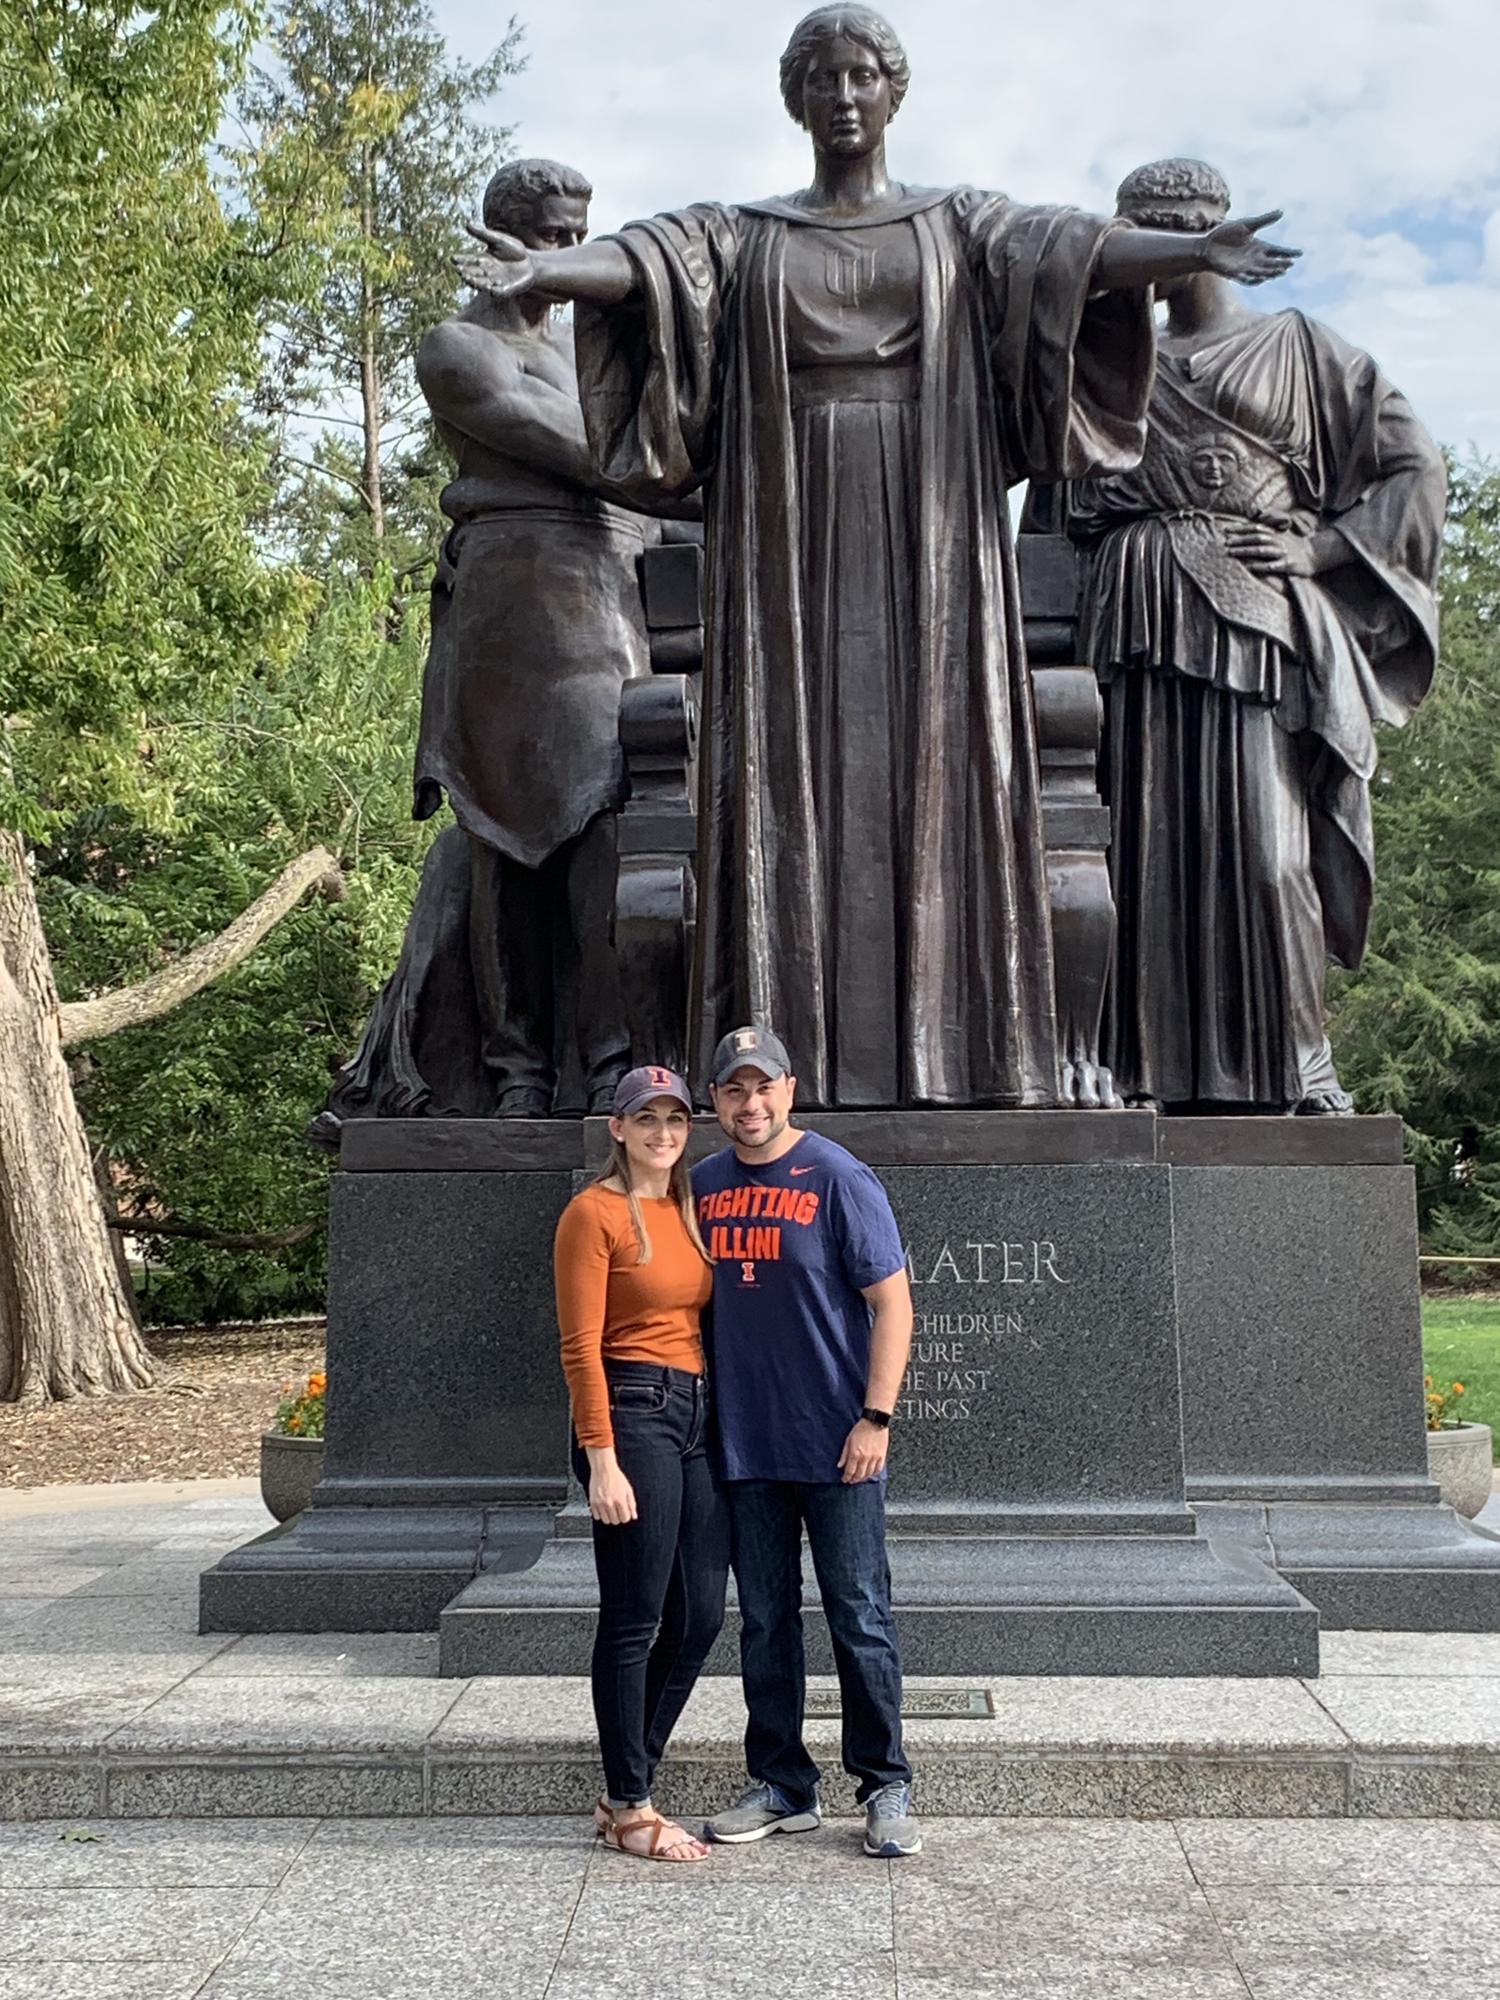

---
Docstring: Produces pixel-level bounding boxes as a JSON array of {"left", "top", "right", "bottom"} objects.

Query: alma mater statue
[{"left": 472, "top": 7, "right": 1297, "bottom": 1109}]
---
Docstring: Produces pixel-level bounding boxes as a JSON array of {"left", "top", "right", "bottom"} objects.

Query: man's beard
[{"left": 734, "top": 1111, "right": 789, "bottom": 1153}]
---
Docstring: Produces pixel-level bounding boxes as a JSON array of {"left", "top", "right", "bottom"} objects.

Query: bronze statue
[
  {"left": 1062, "top": 159, "right": 1444, "bottom": 1115},
  {"left": 464, "top": 8, "right": 1297, "bottom": 1110},
  {"left": 330, "top": 157, "right": 656, "bottom": 1128}
]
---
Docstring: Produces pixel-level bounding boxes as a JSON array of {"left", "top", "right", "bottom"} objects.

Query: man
[
  {"left": 692, "top": 1026, "right": 920, "bottom": 1857},
  {"left": 411, "top": 157, "right": 652, "bottom": 1116}
]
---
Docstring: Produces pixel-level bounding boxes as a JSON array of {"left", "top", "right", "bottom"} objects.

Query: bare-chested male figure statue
[{"left": 411, "top": 157, "right": 651, "bottom": 1116}]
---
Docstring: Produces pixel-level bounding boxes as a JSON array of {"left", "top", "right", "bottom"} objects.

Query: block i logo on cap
[{"left": 711, "top": 1025, "right": 792, "bottom": 1086}]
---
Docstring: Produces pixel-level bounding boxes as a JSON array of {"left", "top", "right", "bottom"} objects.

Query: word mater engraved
[
  {"left": 906, "top": 1239, "right": 1068, "bottom": 1286},
  {"left": 895, "top": 1238, "right": 1069, "bottom": 1422}
]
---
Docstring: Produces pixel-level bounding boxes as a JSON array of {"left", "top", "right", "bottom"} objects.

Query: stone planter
[
  {"left": 260, "top": 1432, "right": 325, "bottom": 1523},
  {"left": 1427, "top": 1422, "right": 1494, "bottom": 1520}
]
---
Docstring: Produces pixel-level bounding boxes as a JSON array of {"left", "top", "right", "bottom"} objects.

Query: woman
[
  {"left": 1065, "top": 158, "right": 1443, "bottom": 1113},
  {"left": 554, "top": 1064, "right": 725, "bottom": 1861},
  {"left": 469, "top": 7, "right": 1295, "bottom": 1111}
]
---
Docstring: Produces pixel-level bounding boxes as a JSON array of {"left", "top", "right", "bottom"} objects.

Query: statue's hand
[
  {"left": 455, "top": 219, "right": 538, "bottom": 301},
  {"left": 1203, "top": 209, "right": 1301, "bottom": 286},
  {"left": 1221, "top": 521, "right": 1319, "bottom": 577}
]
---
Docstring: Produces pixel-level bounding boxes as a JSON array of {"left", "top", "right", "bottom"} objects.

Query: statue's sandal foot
[{"left": 1292, "top": 1089, "right": 1355, "bottom": 1117}]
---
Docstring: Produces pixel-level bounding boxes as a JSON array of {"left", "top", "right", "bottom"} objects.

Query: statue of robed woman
[{"left": 1064, "top": 159, "right": 1443, "bottom": 1114}]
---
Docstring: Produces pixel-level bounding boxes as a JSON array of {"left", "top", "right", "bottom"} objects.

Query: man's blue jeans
[{"left": 726, "top": 1478, "right": 911, "bottom": 1808}]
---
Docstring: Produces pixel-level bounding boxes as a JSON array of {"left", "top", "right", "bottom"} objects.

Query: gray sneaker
[
  {"left": 703, "top": 1781, "right": 821, "bottom": 1844},
  {"left": 864, "top": 1781, "right": 922, "bottom": 1857}
]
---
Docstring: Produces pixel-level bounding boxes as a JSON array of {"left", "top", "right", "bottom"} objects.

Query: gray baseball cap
[
  {"left": 612, "top": 1065, "right": 694, "bottom": 1119},
  {"left": 710, "top": 1025, "right": 792, "bottom": 1087}
]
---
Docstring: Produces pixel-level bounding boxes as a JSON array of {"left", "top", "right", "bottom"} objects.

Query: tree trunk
[
  {"left": 0, "top": 832, "right": 153, "bottom": 1404},
  {"left": 108, "top": 1214, "right": 317, "bottom": 1253},
  {"left": 359, "top": 145, "right": 385, "bottom": 547},
  {"left": 92, "top": 1142, "right": 144, "bottom": 1334},
  {"left": 58, "top": 846, "right": 344, "bottom": 1046}
]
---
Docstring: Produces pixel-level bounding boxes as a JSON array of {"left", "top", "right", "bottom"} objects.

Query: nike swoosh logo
[{"left": 790, "top": 1166, "right": 815, "bottom": 1176}]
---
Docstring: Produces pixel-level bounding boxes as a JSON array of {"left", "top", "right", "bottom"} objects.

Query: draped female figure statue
[
  {"left": 1065, "top": 159, "right": 1444, "bottom": 1115},
  {"left": 468, "top": 11, "right": 1297, "bottom": 1108}
]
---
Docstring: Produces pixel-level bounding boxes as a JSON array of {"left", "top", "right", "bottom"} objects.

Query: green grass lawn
[{"left": 1422, "top": 1295, "right": 1500, "bottom": 1461}]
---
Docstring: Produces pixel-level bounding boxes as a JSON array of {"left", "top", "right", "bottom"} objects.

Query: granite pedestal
[
  {"left": 199, "top": 1150, "right": 576, "bottom": 1633},
  {"left": 1169, "top": 1124, "right": 1500, "bottom": 1629},
  {"left": 201, "top": 1111, "right": 1500, "bottom": 1661},
  {"left": 437, "top": 1118, "right": 1315, "bottom": 1677}
]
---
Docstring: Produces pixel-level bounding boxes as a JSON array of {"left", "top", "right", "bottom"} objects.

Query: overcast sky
[{"left": 432, "top": 0, "right": 1500, "bottom": 457}]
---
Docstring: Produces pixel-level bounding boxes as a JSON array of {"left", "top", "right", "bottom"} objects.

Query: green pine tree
[
  {"left": 1331, "top": 457, "right": 1500, "bottom": 1261},
  {"left": 238, "top": 0, "right": 522, "bottom": 581}
]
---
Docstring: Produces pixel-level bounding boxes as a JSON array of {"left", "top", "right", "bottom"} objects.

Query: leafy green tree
[
  {"left": 239, "top": 0, "right": 522, "bottom": 578},
  {"left": 0, "top": 0, "right": 303, "bottom": 844},
  {"left": 0, "top": 0, "right": 525, "bottom": 1359},
  {"left": 42, "top": 577, "right": 434, "bottom": 1326},
  {"left": 0, "top": 0, "right": 332, "bottom": 1398},
  {"left": 1330, "top": 457, "right": 1500, "bottom": 1257}
]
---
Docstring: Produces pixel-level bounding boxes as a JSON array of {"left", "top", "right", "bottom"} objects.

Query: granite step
[
  {"left": 7, "top": 1496, "right": 1499, "bottom": 1824},
  {"left": 4, "top": 1658, "right": 1500, "bottom": 1823}
]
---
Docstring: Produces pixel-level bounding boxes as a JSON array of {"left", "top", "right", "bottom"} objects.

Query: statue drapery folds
[
  {"left": 1066, "top": 161, "right": 1443, "bottom": 1114},
  {"left": 576, "top": 191, "right": 1154, "bottom": 1107}
]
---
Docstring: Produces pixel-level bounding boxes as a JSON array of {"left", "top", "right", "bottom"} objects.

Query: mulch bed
[{"left": 0, "top": 1321, "right": 326, "bottom": 1488}]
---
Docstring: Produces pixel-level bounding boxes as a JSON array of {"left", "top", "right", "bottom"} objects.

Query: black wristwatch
[{"left": 860, "top": 1406, "right": 892, "bottom": 1429}]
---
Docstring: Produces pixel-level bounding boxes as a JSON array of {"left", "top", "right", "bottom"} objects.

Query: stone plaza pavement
[
  {"left": 0, "top": 1485, "right": 1498, "bottom": 1995},
  {"left": 1, "top": 1808, "right": 1500, "bottom": 1999}
]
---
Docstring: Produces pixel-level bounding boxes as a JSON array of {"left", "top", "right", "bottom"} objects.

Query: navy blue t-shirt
[{"left": 692, "top": 1131, "right": 906, "bottom": 1483}]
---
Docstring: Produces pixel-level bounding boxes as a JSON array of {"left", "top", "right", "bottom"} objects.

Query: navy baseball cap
[
  {"left": 612, "top": 1065, "right": 695, "bottom": 1119},
  {"left": 710, "top": 1025, "right": 792, "bottom": 1087}
]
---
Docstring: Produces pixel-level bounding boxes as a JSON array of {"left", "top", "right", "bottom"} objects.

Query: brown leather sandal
[
  {"left": 602, "top": 1808, "right": 710, "bottom": 1863},
  {"left": 593, "top": 1798, "right": 614, "bottom": 1836}
]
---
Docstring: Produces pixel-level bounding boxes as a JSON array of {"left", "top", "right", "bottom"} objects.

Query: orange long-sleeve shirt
[{"left": 554, "top": 1183, "right": 712, "bottom": 1449}]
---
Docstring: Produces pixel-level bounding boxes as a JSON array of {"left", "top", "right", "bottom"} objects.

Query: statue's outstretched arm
[
  {"left": 1095, "top": 209, "right": 1300, "bottom": 291},
  {"left": 458, "top": 223, "right": 637, "bottom": 306}
]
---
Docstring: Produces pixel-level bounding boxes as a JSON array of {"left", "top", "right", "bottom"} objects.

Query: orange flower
[
  {"left": 287, "top": 1414, "right": 303, "bottom": 1434},
  {"left": 308, "top": 1372, "right": 327, "bottom": 1396},
  {"left": 1452, "top": 1381, "right": 1466, "bottom": 1395}
]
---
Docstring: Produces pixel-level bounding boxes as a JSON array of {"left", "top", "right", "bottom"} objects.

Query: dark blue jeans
[
  {"left": 573, "top": 1362, "right": 730, "bottom": 1806},
  {"left": 727, "top": 1478, "right": 910, "bottom": 1808}
]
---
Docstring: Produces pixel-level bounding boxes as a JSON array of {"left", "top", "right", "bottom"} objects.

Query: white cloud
[{"left": 436, "top": 0, "right": 1500, "bottom": 451}]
